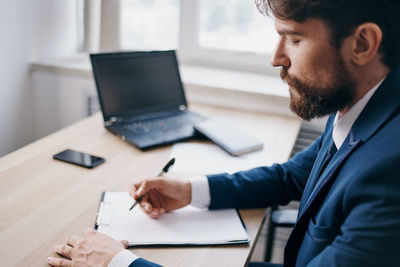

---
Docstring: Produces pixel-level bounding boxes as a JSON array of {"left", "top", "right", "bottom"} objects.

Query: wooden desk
[{"left": 0, "top": 104, "right": 300, "bottom": 267}]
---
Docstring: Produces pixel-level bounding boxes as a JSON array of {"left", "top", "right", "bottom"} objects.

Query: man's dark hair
[{"left": 255, "top": 0, "right": 400, "bottom": 69}]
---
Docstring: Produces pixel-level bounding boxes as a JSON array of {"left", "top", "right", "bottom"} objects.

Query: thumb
[{"left": 120, "top": 240, "right": 129, "bottom": 249}]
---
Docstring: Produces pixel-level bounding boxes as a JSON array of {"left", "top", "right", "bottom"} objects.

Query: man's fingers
[
  {"left": 47, "top": 257, "right": 72, "bottom": 267},
  {"left": 54, "top": 245, "right": 72, "bottom": 258},
  {"left": 136, "top": 178, "right": 165, "bottom": 198},
  {"left": 136, "top": 181, "right": 148, "bottom": 198},
  {"left": 120, "top": 240, "right": 129, "bottom": 248},
  {"left": 66, "top": 235, "right": 80, "bottom": 247},
  {"left": 140, "top": 201, "right": 152, "bottom": 212},
  {"left": 149, "top": 208, "right": 165, "bottom": 218},
  {"left": 128, "top": 183, "right": 139, "bottom": 198},
  {"left": 139, "top": 205, "right": 165, "bottom": 219},
  {"left": 129, "top": 180, "right": 153, "bottom": 200},
  {"left": 83, "top": 228, "right": 97, "bottom": 238}
]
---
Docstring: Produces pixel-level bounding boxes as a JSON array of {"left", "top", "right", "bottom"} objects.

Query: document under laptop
[{"left": 90, "top": 50, "right": 205, "bottom": 150}]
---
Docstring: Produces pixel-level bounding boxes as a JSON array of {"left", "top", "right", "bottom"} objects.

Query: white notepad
[
  {"left": 95, "top": 192, "right": 249, "bottom": 246},
  {"left": 170, "top": 143, "right": 270, "bottom": 174}
]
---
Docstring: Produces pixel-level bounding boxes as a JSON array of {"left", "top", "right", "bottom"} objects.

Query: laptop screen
[{"left": 90, "top": 50, "right": 187, "bottom": 121}]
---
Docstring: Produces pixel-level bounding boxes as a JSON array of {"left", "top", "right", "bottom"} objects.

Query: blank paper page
[{"left": 96, "top": 192, "right": 249, "bottom": 246}]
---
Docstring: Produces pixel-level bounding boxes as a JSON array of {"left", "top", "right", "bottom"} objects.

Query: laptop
[{"left": 90, "top": 50, "right": 205, "bottom": 150}]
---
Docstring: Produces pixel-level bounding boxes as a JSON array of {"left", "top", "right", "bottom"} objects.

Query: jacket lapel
[
  {"left": 299, "top": 132, "right": 360, "bottom": 218},
  {"left": 298, "top": 123, "right": 334, "bottom": 213},
  {"left": 299, "top": 131, "right": 357, "bottom": 215}
]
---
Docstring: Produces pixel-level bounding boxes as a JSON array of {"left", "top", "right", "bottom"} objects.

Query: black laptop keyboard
[{"left": 123, "top": 112, "right": 203, "bottom": 135}]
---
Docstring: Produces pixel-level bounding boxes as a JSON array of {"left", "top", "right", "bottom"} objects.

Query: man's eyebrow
[{"left": 277, "top": 30, "right": 303, "bottom": 36}]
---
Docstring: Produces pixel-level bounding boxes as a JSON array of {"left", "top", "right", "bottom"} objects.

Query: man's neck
[{"left": 339, "top": 62, "right": 390, "bottom": 116}]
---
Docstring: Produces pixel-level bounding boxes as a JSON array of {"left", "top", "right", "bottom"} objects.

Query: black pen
[{"left": 129, "top": 158, "right": 176, "bottom": 211}]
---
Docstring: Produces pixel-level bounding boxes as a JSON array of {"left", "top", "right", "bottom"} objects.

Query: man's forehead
[{"left": 274, "top": 18, "right": 327, "bottom": 35}]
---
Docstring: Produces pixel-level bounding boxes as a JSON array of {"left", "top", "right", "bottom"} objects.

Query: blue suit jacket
[
  {"left": 207, "top": 66, "right": 400, "bottom": 266},
  {"left": 130, "top": 66, "right": 400, "bottom": 267}
]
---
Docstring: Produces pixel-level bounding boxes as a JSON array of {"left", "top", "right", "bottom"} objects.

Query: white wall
[
  {"left": 32, "top": 69, "right": 96, "bottom": 139},
  {"left": 0, "top": 0, "right": 80, "bottom": 157},
  {"left": 0, "top": 0, "right": 34, "bottom": 157},
  {"left": 30, "top": 0, "right": 80, "bottom": 60}
]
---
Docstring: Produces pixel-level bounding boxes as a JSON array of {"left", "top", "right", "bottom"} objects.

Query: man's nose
[{"left": 270, "top": 40, "right": 290, "bottom": 68}]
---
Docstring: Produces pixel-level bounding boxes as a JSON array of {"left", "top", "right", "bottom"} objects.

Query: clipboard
[{"left": 95, "top": 192, "right": 250, "bottom": 246}]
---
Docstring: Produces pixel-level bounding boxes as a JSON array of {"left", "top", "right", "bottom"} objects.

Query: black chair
[{"left": 264, "top": 206, "right": 298, "bottom": 261}]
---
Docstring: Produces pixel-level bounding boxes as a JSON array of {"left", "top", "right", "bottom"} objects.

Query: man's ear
[{"left": 350, "top": 23, "right": 383, "bottom": 66}]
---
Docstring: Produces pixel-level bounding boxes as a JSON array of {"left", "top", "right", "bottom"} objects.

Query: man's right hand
[{"left": 129, "top": 177, "right": 192, "bottom": 219}]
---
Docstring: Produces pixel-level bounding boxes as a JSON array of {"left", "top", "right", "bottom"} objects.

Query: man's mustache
[
  {"left": 280, "top": 67, "right": 289, "bottom": 81},
  {"left": 280, "top": 67, "right": 300, "bottom": 91}
]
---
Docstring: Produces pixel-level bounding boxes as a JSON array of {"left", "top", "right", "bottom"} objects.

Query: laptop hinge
[{"left": 105, "top": 117, "right": 119, "bottom": 126}]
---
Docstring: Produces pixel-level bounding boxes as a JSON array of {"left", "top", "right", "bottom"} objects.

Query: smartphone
[{"left": 53, "top": 149, "right": 105, "bottom": 168}]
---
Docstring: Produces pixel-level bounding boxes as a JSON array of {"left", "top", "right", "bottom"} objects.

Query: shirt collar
[{"left": 332, "top": 78, "right": 385, "bottom": 149}]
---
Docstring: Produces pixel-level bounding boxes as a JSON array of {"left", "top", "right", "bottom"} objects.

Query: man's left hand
[{"left": 48, "top": 229, "right": 128, "bottom": 267}]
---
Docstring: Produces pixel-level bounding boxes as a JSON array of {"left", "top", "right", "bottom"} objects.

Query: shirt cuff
[
  {"left": 108, "top": 249, "right": 139, "bottom": 267},
  {"left": 189, "top": 176, "right": 211, "bottom": 209}
]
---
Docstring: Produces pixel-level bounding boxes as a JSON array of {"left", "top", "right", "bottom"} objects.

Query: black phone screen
[{"left": 53, "top": 149, "right": 105, "bottom": 168}]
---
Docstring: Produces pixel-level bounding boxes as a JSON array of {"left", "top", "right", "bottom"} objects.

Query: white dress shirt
[
  {"left": 108, "top": 249, "right": 139, "bottom": 267},
  {"left": 332, "top": 79, "right": 383, "bottom": 149},
  {"left": 109, "top": 78, "right": 384, "bottom": 267}
]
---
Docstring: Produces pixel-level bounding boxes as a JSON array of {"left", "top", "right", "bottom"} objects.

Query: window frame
[
  {"left": 88, "top": 0, "right": 277, "bottom": 74},
  {"left": 178, "top": 0, "right": 276, "bottom": 74}
]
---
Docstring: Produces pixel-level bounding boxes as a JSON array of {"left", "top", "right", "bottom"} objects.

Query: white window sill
[{"left": 30, "top": 54, "right": 293, "bottom": 117}]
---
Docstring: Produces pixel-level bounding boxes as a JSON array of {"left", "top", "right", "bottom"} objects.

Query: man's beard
[{"left": 280, "top": 56, "right": 357, "bottom": 121}]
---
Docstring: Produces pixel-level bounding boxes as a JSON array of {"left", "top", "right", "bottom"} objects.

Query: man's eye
[{"left": 285, "top": 38, "right": 300, "bottom": 45}]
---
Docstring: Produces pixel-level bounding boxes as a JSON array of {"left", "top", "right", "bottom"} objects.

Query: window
[
  {"left": 198, "top": 0, "right": 277, "bottom": 54},
  {"left": 120, "top": 0, "right": 180, "bottom": 50},
  {"left": 87, "top": 0, "right": 277, "bottom": 72},
  {"left": 179, "top": 0, "right": 277, "bottom": 72}
]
